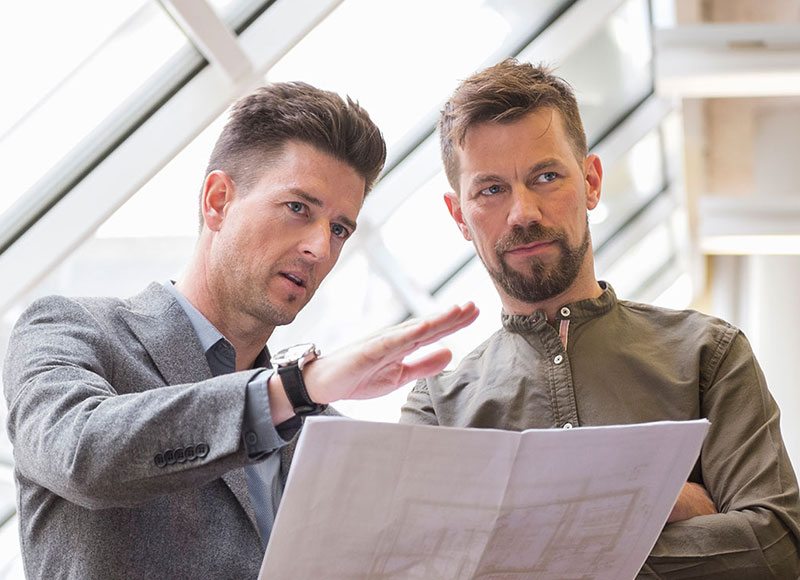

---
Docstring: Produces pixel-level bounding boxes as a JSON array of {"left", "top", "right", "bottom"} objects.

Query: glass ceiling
[
  {"left": 0, "top": 1, "right": 692, "bottom": 574},
  {"left": 0, "top": 1, "right": 204, "bottom": 254},
  {"left": 0, "top": 0, "right": 685, "bottom": 407}
]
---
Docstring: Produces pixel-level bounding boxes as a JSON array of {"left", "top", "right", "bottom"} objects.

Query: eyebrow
[
  {"left": 526, "top": 158, "right": 565, "bottom": 175},
  {"left": 291, "top": 189, "right": 358, "bottom": 233},
  {"left": 468, "top": 158, "right": 567, "bottom": 189}
]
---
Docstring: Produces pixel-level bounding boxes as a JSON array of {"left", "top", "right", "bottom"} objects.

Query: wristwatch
[{"left": 271, "top": 343, "right": 327, "bottom": 416}]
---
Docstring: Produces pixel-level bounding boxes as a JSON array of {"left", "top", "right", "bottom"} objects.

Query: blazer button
[
  {"left": 195, "top": 443, "right": 209, "bottom": 458},
  {"left": 154, "top": 453, "right": 166, "bottom": 468},
  {"left": 185, "top": 445, "right": 197, "bottom": 461},
  {"left": 164, "top": 449, "right": 176, "bottom": 465},
  {"left": 174, "top": 447, "right": 186, "bottom": 463},
  {"left": 245, "top": 431, "right": 258, "bottom": 446}
]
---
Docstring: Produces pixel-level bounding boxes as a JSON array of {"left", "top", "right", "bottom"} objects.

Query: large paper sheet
[{"left": 260, "top": 417, "right": 709, "bottom": 580}]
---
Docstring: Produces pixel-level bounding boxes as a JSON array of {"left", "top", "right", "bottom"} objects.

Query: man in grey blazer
[{"left": 3, "top": 82, "right": 478, "bottom": 579}]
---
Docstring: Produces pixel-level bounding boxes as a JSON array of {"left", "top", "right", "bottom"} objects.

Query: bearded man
[{"left": 400, "top": 59, "right": 800, "bottom": 579}]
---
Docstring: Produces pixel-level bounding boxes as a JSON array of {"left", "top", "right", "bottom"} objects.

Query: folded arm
[{"left": 644, "top": 332, "right": 800, "bottom": 578}]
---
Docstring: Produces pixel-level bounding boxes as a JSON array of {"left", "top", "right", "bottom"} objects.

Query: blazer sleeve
[
  {"left": 643, "top": 331, "right": 800, "bottom": 578},
  {"left": 3, "top": 295, "right": 281, "bottom": 510}
]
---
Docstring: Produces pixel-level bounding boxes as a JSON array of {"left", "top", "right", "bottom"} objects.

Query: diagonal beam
[{"left": 159, "top": 0, "right": 252, "bottom": 81}]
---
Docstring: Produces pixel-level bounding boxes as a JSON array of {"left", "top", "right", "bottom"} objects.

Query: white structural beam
[
  {"left": 160, "top": 0, "right": 252, "bottom": 81},
  {"left": 656, "top": 23, "right": 800, "bottom": 98},
  {"left": 699, "top": 195, "right": 800, "bottom": 255},
  {"left": 0, "top": 0, "right": 343, "bottom": 315},
  {"left": 517, "top": 0, "right": 627, "bottom": 66}
]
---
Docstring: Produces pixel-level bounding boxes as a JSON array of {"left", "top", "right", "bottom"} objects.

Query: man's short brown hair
[
  {"left": 439, "top": 58, "right": 587, "bottom": 190},
  {"left": 204, "top": 81, "right": 386, "bottom": 198}
]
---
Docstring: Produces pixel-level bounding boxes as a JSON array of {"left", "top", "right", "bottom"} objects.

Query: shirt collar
[
  {"left": 501, "top": 281, "right": 617, "bottom": 334},
  {"left": 162, "top": 281, "right": 225, "bottom": 353},
  {"left": 163, "top": 281, "right": 271, "bottom": 373}
]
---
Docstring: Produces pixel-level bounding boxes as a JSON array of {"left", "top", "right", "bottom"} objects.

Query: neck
[{"left": 177, "top": 251, "right": 274, "bottom": 372}]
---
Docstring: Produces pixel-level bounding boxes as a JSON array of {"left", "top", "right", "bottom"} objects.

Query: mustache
[{"left": 495, "top": 223, "right": 567, "bottom": 254}]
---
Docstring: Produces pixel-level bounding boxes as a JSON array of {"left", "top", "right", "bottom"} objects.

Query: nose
[
  {"left": 301, "top": 220, "right": 331, "bottom": 262},
  {"left": 507, "top": 187, "right": 542, "bottom": 227}
]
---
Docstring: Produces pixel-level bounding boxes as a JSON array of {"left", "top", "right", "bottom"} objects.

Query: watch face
[{"left": 271, "top": 343, "right": 318, "bottom": 366}]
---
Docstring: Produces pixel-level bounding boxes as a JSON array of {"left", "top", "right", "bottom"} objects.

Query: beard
[{"left": 483, "top": 219, "right": 591, "bottom": 304}]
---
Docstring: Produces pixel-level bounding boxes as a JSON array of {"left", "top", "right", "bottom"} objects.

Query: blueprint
[{"left": 259, "top": 417, "right": 709, "bottom": 580}]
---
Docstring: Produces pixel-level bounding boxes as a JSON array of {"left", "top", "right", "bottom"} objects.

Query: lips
[
  {"left": 280, "top": 272, "right": 306, "bottom": 288},
  {"left": 505, "top": 240, "right": 553, "bottom": 255}
]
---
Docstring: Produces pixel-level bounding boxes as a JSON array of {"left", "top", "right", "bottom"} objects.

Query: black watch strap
[{"left": 277, "top": 364, "right": 326, "bottom": 416}]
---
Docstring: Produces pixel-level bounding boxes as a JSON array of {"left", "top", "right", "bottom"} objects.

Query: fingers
[
  {"left": 373, "top": 303, "right": 479, "bottom": 358},
  {"left": 397, "top": 348, "right": 453, "bottom": 384},
  {"left": 412, "top": 304, "right": 480, "bottom": 348}
]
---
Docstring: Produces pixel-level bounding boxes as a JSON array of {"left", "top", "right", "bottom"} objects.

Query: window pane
[
  {"left": 591, "top": 128, "right": 665, "bottom": 245},
  {"left": 266, "top": 0, "right": 570, "bottom": 155},
  {"left": 598, "top": 216, "right": 678, "bottom": 299},
  {"left": 96, "top": 115, "right": 229, "bottom": 239},
  {"left": 559, "top": 0, "right": 653, "bottom": 143},
  {"left": 380, "top": 171, "right": 474, "bottom": 293},
  {"left": 0, "top": 2, "right": 198, "bottom": 226},
  {"left": 0, "top": 0, "right": 148, "bottom": 137}
]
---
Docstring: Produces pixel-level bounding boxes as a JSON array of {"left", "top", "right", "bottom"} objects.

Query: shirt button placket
[{"left": 549, "top": 330, "right": 576, "bottom": 429}]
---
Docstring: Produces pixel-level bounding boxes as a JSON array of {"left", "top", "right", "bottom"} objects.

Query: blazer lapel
[
  {"left": 117, "top": 282, "right": 259, "bottom": 534},
  {"left": 117, "top": 282, "right": 211, "bottom": 386}
]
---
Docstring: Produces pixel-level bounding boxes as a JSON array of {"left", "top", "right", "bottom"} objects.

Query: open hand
[
  {"left": 305, "top": 302, "right": 479, "bottom": 403},
  {"left": 268, "top": 303, "right": 479, "bottom": 423}
]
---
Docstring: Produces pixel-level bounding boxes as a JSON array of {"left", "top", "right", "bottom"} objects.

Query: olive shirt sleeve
[
  {"left": 3, "top": 295, "right": 286, "bottom": 510},
  {"left": 642, "top": 330, "right": 800, "bottom": 579},
  {"left": 400, "top": 379, "right": 439, "bottom": 426}
]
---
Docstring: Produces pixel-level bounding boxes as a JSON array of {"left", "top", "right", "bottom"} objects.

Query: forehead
[
  {"left": 249, "top": 140, "right": 366, "bottom": 213},
  {"left": 457, "top": 109, "right": 574, "bottom": 177}
]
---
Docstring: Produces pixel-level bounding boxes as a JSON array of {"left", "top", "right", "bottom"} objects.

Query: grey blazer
[{"left": 3, "top": 282, "right": 298, "bottom": 579}]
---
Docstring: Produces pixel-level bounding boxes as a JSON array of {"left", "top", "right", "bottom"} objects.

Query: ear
[
  {"left": 444, "top": 191, "right": 472, "bottom": 241},
  {"left": 201, "top": 170, "right": 237, "bottom": 232},
  {"left": 583, "top": 154, "right": 603, "bottom": 210}
]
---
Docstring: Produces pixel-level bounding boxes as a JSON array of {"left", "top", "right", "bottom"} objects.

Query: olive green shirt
[{"left": 401, "top": 283, "right": 800, "bottom": 579}]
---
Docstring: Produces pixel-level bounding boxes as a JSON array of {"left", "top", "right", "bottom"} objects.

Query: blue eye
[
  {"left": 287, "top": 201, "right": 304, "bottom": 213},
  {"left": 539, "top": 172, "right": 558, "bottom": 183},
  {"left": 331, "top": 223, "right": 349, "bottom": 239},
  {"left": 480, "top": 184, "right": 503, "bottom": 196}
]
